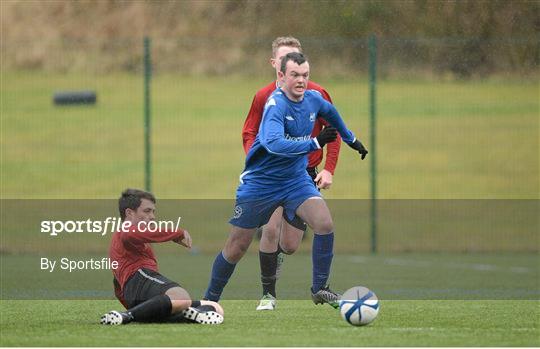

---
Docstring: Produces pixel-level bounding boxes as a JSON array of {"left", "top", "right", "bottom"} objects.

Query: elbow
[
  {"left": 242, "top": 130, "right": 253, "bottom": 142},
  {"left": 119, "top": 232, "right": 132, "bottom": 245},
  {"left": 261, "top": 138, "right": 282, "bottom": 155},
  {"left": 259, "top": 137, "right": 271, "bottom": 151}
]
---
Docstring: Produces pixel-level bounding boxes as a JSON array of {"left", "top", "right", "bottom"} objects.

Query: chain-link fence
[{"left": 1, "top": 37, "right": 538, "bottom": 253}]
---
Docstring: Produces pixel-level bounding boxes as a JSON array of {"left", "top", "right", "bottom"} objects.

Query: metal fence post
[
  {"left": 144, "top": 37, "right": 152, "bottom": 192},
  {"left": 369, "top": 34, "right": 378, "bottom": 254}
]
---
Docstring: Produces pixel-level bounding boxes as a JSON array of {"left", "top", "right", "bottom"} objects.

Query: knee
[
  {"left": 280, "top": 246, "right": 297, "bottom": 255},
  {"left": 279, "top": 223, "right": 304, "bottom": 254},
  {"left": 166, "top": 287, "right": 191, "bottom": 313},
  {"left": 312, "top": 217, "right": 333, "bottom": 234},
  {"left": 226, "top": 245, "right": 247, "bottom": 262},
  {"left": 237, "top": 239, "right": 251, "bottom": 255},
  {"left": 262, "top": 224, "right": 280, "bottom": 243},
  {"left": 166, "top": 287, "right": 190, "bottom": 301},
  {"left": 170, "top": 299, "right": 192, "bottom": 313},
  {"left": 225, "top": 235, "right": 252, "bottom": 262},
  {"left": 236, "top": 233, "right": 253, "bottom": 252},
  {"left": 279, "top": 240, "right": 299, "bottom": 255}
]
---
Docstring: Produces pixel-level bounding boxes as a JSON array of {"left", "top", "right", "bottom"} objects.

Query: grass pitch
[
  {"left": 1, "top": 252, "right": 538, "bottom": 346},
  {"left": 1, "top": 299, "right": 538, "bottom": 346}
]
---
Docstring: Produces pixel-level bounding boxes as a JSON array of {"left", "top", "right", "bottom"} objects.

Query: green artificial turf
[{"left": 0, "top": 299, "right": 538, "bottom": 346}]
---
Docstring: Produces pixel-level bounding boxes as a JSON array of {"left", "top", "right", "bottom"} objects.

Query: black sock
[
  {"left": 259, "top": 249, "right": 280, "bottom": 297},
  {"left": 126, "top": 294, "right": 172, "bottom": 322},
  {"left": 160, "top": 312, "right": 189, "bottom": 323},
  {"left": 191, "top": 300, "right": 201, "bottom": 308}
]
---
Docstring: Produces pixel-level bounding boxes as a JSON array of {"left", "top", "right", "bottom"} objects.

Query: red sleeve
[
  {"left": 318, "top": 86, "right": 341, "bottom": 175},
  {"left": 242, "top": 93, "right": 265, "bottom": 154},
  {"left": 119, "top": 225, "right": 184, "bottom": 244},
  {"left": 319, "top": 87, "right": 333, "bottom": 104},
  {"left": 318, "top": 119, "right": 342, "bottom": 175}
]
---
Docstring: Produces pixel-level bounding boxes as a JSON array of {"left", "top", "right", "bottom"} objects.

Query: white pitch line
[
  {"left": 389, "top": 327, "right": 436, "bottom": 331},
  {"left": 389, "top": 327, "right": 537, "bottom": 332},
  {"left": 347, "top": 256, "right": 534, "bottom": 274}
]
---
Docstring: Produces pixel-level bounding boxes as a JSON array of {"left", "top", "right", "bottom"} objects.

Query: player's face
[
  {"left": 125, "top": 198, "right": 156, "bottom": 225},
  {"left": 280, "top": 60, "right": 310, "bottom": 101},
  {"left": 271, "top": 46, "right": 301, "bottom": 76}
]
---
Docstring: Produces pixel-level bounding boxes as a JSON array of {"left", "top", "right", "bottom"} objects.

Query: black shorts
[
  {"left": 307, "top": 166, "right": 318, "bottom": 183},
  {"left": 283, "top": 213, "right": 307, "bottom": 231},
  {"left": 123, "top": 268, "right": 180, "bottom": 308}
]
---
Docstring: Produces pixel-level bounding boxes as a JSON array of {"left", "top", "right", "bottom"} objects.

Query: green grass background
[
  {"left": 2, "top": 71, "right": 537, "bottom": 254},
  {"left": 2, "top": 72, "right": 538, "bottom": 199},
  {"left": 2, "top": 253, "right": 538, "bottom": 300}
]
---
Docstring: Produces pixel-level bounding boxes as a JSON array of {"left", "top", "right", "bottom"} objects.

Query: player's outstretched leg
[
  {"left": 151, "top": 300, "right": 225, "bottom": 324},
  {"left": 204, "top": 226, "right": 255, "bottom": 301},
  {"left": 310, "top": 233, "right": 340, "bottom": 308},
  {"left": 296, "top": 197, "right": 341, "bottom": 309},
  {"left": 101, "top": 295, "right": 225, "bottom": 325},
  {"left": 100, "top": 294, "right": 172, "bottom": 325},
  {"left": 204, "top": 251, "right": 237, "bottom": 302}
]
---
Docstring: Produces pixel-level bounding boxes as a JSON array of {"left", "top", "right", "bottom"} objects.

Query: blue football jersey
[{"left": 239, "top": 88, "right": 356, "bottom": 191}]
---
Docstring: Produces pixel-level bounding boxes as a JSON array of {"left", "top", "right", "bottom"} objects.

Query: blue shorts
[{"left": 229, "top": 175, "right": 321, "bottom": 229}]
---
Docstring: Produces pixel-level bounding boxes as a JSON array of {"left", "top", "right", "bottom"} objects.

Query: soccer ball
[{"left": 339, "top": 286, "right": 380, "bottom": 326}]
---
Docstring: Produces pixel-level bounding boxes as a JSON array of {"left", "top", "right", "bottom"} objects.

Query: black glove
[
  {"left": 316, "top": 126, "right": 338, "bottom": 148},
  {"left": 348, "top": 139, "right": 368, "bottom": 160}
]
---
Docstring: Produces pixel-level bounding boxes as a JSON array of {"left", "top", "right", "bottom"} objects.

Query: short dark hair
[
  {"left": 280, "top": 52, "right": 308, "bottom": 73},
  {"left": 118, "top": 188, "right": 156, "bottom": 220}
]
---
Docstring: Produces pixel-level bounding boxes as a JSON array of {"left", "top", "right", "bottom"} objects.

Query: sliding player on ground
[{"left": 101, "top": 189, "right": 224, "bottom": 325}]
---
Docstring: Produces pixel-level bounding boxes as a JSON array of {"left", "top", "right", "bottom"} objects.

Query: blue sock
[
  {"left": 204, "top": 251, "right": 236, "bottom": 301},
  {"left": 312, "top": 232, "right": 334, "bottom": 293}
]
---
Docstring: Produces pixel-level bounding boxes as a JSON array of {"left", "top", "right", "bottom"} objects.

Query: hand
[
  {"left": 314, "top": 169, "right": 333, "bottom": 189},
  {"left": 315, "top": 126, "right": 338, "bottom": 148},
  {"left": 175, "top": 230, "right": 192, "bottom": 249},
  {"left": 348, "top": 139, "right": 368, "bottom": 160}
]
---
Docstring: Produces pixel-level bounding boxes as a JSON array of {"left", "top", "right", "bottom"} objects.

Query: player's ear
[
  {"left": 125, "top": 208, "right": 135, "bottom": 220},
  {"left": 270, "top": 57, "right": 277, "bottom": 68},
  {"left": 278, "top": 70, "right": 284, "bottom": 80}
]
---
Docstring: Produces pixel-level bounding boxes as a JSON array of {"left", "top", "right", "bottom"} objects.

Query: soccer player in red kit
[
  {"left": 101, "top": 188, "right": 224, "bottom": 325},
  {"left": 242, "top": 37, "right": 342, "bottom": 310}
]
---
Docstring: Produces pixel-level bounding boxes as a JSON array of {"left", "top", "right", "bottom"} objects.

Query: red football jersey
[
  {"left": 242, "top": 81, "right": 342, "bottom": 174},
  {"left": 109, "top": 226, "right": 184, "bottom": 307}
]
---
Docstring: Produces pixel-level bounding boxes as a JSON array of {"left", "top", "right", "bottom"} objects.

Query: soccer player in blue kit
[{"left": 204, "top": 52, "right": 368, "bottom": 307}]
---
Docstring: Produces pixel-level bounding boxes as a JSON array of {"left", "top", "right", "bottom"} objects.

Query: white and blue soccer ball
[{"left": 339, "top": 286, "right": 380, "bottom": 326}]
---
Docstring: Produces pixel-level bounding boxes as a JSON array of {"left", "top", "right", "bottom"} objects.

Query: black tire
[{"left": 53, "top": 91, "right": 96, "bottom": 105}]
